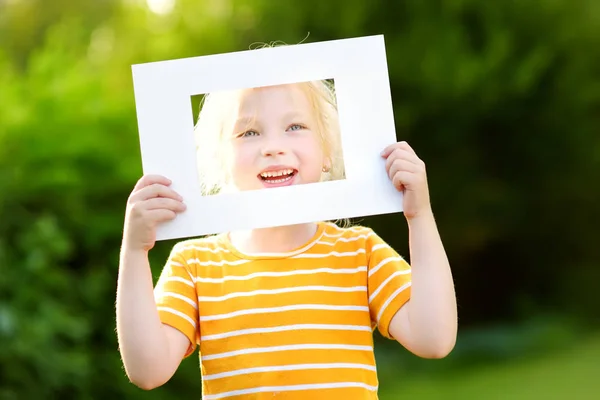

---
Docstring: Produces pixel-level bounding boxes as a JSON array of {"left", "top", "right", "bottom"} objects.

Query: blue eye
[{"left": 288, "top": 124, "right": 305, "bottom": 131}]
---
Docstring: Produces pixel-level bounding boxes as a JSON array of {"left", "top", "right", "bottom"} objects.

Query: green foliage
[
  {"left": 0, "top": 0, "right": 599, "bottom": 397},
  {"left": 378, "top": 332, "right": 600, "bottom": 399},
  {"left": 373, "top": 314, "right": 583, "bottom": 379}
]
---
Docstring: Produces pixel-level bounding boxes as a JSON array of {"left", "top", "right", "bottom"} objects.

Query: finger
[
  {"left": 392, "top": 171, "right": 413, "bottom": 190},
  {"left": 394, "top": 146, "right": 422, "bottom": 165},
  {"left": 381, "top": 141, "right": 415, "bottom": 158},
  {"left": 380, "top": 143, "right": 399, "bottom": 158},
  {"left": 130, "top": 183, "right": 183, "bottom": 203},
  {"left": 398, "top": 143, "right": 426, "bottom": 169},
  {"left": 144, "top": 197, "right": 187, "bottom": 212},
  {"left": 384, "top": 148, "right": 403, "bottom": 172},
  {"left": 388, "top": 158, "right": 420, "bottom": 181},
  {"left": 133, "top": 174, "right": 172, "bottom": 191},
  {"left": 146, "top": 209, "right": 178, "bottom": 224},
  {"left": 397, "top": 141, "right": 415, "bottom": 153},
  {"left": 385, "top": 147, "right": 422, "bottom": 173}
]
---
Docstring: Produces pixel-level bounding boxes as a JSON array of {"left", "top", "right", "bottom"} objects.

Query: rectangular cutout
[{"left": 190, "top": 79, "right": 347, "bottom": 197}]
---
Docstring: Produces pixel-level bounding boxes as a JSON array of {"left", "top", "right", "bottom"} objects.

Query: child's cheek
[{"left": 230, "top": 145, "right": 258, "bottom": 189}]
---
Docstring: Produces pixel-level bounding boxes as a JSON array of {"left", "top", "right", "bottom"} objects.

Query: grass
[{"left": 379, "top": 334, "right": 600, "bottom": 399}]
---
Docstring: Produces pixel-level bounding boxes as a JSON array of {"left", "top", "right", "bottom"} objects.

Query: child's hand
[
  {"left": 381, "top": 141, "right": 432, "bottom": 221},
  {"left": 123, "top": 175, "right": 186, "bottom": 252}
]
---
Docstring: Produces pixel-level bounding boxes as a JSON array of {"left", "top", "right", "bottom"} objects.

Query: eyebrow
[
  {"left": 233, "top": 116, "right": 258, "bottom": 131},
  {"left": 236, "top": 110, "right": 310, "bottom": 122},
  {"left": 281, "top": 111, "right": 310, "bottom": 121},
  {"left": 235, "top": 116, "right": 255, "bottom": 125}
]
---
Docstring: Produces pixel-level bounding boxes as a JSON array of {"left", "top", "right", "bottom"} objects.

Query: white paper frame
[{"left": 131, "top": 34, "right": 402, "bottom": 241}]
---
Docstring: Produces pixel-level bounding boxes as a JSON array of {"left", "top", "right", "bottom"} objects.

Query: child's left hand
[{"left": 381, "top": 141, "right": 432, "bottom": 221}]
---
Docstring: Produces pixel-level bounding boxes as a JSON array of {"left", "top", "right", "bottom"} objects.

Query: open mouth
[{"left": 258, "top": 168, "right": 298, "bottom": 185}]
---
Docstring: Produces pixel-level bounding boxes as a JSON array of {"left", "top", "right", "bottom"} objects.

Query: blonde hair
[{"left": 193, "top": 79, "right": 345, "bottom": 196}]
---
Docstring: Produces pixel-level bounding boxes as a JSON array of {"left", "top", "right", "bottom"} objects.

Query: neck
[{"left": 228, "top": 222, "right": 319, "bottom": 254}]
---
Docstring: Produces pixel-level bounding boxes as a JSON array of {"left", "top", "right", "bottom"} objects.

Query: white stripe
[
  {"left": 179, "top": 245, "right": 230, "bottom": 253},
  {"left": 203, "top": 362, "right": 377, "bottom": 381},
  {"left": 200, "top": 304, "right": 369, "bottom": 322},
  {"left": 165, "top": 260, "right": 197, "bottom": 284},
  {"left": 162, "top": 276, "right": 194, "bottom": 287},
  {"left": 201, "top": 323, "right": 372, "bottom": 341},
  {"left": 368, "top": 256, "right": 403, "bottom": 277},
  {"left": 199, "top": 285, "right": 366, "bottom": 302},
  {"left": 204, "top": 382, "right": 378, "bottom": 400},
  {"left": 376, "top": 282, "right": 412, "bottom": 323},
  {"left": 187, "top": 258, "right": 250, "bottom": 267},
  {"left": 368, "top": 270, "right": 411, "bottom": 304},
  {"left": 293, "top": 249, "right": 365, "bottom": 258},
  {"left": 371, "top": 243, "right": 388, "bottom": 252},
  {"left": 201, "top": 343, "right": 373, "bottom": 361},
  {"left": 157, "top": 306, "right": 196, "bottom": 328},
  {"left": 159, "top": 292, "right": 198, "bottom": 309},
  {"left": 322, "top": 231, "right": 345, "bottom": 237},
  {"left": 316, "top": 233, "right": 374, "bottom": 245},
  {"left": 195, "top": 266, "right": 367, "bottom": 284}
]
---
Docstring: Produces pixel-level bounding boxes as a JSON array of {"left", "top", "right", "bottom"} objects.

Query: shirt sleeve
[
  {"left": 153, "top": 244, "right": 200, "bottom": 357},
  {"left": 365, "top": 229, "right": 412, "bottom": 340}
]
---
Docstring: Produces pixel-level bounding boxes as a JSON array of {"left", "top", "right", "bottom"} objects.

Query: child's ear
[{"left": 322, "top": 157, "right": 332, "bottom": 173}]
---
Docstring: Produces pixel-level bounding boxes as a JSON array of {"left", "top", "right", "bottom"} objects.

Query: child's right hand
[{"left": 123, "top": 174, "right": 186, "bottom": 252}]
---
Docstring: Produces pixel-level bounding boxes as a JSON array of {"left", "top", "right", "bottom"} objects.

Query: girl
[{"left": 116, "top": 79, "right": 457, "bottom": 399}]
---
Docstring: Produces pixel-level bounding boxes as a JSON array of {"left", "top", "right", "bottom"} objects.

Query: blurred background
[{"left": 1, "top": 0, "right": 599, "bottom": 399}]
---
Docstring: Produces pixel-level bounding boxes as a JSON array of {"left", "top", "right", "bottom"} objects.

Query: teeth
[
  {"left": 267, "top": 177, "right": 291, "bottom": 183},
  {"left": 260, "top": 169, "right": 294, "bottom": 178}
]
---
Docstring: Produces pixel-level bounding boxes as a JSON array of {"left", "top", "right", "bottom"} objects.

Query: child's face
[{"left": 226, "top": 84, "right": 327, "bottom": 191}]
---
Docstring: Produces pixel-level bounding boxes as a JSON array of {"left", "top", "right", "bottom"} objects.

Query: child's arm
[
  {"left": 390, "top": 211, "right": 457, "bottom": 358},
  {"left": 115, "top": 175, "right": 190, "bottom": 389},
  {"left": 381, "top": 142, "right": 458, "bottom": 358}
]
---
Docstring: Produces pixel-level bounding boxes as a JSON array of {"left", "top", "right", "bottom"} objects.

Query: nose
[{"left": 260, "top": 133, "right": 288, "bottom": 157}]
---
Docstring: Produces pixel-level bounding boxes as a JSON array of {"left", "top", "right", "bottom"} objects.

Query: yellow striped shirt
[{"left": 154, "top": 221, "right": 412, "bottom": 399}]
